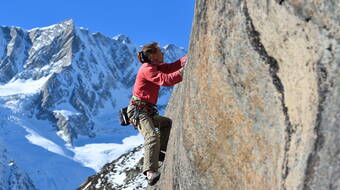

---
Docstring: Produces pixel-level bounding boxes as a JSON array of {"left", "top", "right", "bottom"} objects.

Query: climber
[{"left": 127, "top": 42, "right": 187, "bottom": 186}]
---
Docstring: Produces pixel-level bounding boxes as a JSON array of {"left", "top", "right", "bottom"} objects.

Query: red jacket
[{"left": 132, "top": 59, "right": 183, "bottom": 105}]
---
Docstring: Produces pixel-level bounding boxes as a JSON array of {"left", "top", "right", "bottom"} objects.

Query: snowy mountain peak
[
  {"left": 0, "top": 20, "right": 186, "bottom": 190},
  {"left": 113, "top": 34, "right": 132, "bottom": 44},
  {"left": 0, "top": 20, "right": 185, "bottom": 143},
  {"left": 28, "top": 19, "right": 75, "bottom": 32},
  {"left": 61, "top": 19, "right": 74, "bottom": 26}
]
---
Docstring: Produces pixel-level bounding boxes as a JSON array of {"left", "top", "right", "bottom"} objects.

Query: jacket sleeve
[
  {"left": 157, "top": 60, "right": 182, "bottom": 73},
  {"left": 143, "top": 65, "right": 182, "bottom": 86}
]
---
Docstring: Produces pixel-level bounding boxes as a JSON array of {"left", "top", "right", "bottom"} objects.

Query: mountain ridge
[{"left": 0, "top": 19, "right": 186, "bottom": 190}]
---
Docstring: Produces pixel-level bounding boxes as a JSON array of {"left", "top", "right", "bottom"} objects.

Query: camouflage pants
[{"left": 127, "top": 104, "right": 172, "bottom": 175}]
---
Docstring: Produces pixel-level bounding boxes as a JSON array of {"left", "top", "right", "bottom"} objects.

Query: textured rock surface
[{"left": 155, "top": 0, "right": 340, "bottom": 190}]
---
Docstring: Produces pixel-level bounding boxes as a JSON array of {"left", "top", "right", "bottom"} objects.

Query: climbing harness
[
  {"left": 131, "top": 96, "right": 158, "bottom": 115},
  {"left": 128, "top": 96, "right": 159, "bottom": 127}
]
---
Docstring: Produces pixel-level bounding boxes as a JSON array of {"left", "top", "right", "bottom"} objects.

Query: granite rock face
[{"left": 156, "top": 0, "right": 340, "bottom": 190}]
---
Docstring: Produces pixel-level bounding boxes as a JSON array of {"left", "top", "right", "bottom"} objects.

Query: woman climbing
[{"left": 127, "top": 42, "right": 187, "bottom": 186}]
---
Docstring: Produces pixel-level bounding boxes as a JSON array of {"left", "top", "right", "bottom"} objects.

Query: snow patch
[
  {"left": 24, "top": 127, "right": 67, "bottom": 157},
  {"left": 0, "top": 75, "right": 51, "bottom": 96},
  {"left": 70, "top": 134, "right": 143, "bottom": 172},
  {"left": 53, "top": 110, "right": 81, "bottom": 119}
]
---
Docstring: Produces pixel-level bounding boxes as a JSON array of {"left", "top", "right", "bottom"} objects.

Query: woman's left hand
[{"left": 180, "top": 56, "right": 188, "bottom": 67}]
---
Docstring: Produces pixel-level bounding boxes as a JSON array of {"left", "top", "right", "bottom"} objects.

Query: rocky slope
[
  {"left": 77, "top": 145, "right": 145, "bottom": 190},
  {"left": 154, "top": 0, "right": 340, "bottom": 190}
]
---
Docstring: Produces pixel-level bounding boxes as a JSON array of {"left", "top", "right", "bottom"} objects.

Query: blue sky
[{"left": 0, "top": 0, "right": 195, "bottom": 49}]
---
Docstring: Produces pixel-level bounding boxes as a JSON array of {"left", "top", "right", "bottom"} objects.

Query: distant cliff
[{"left": 157, "top": 0, "right": 340, "bottom": 190}]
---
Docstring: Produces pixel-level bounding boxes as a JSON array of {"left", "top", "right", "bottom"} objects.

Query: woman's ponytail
[{"left": 138, "top": 51, "right": 148, "bottom": 63}]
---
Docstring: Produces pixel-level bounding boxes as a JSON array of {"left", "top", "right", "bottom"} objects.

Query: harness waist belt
[{"left": 131, "top": 96, "right": 156, "bottom": 107}]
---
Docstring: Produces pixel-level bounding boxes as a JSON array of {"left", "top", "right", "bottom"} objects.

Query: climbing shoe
[{"left": 147, "top": 172, "right": 161, "bottom": 186}]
